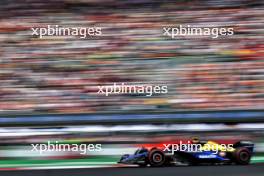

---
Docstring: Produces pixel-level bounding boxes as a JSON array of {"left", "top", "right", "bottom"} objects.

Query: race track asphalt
[{"left": 1, "top": 163, "right": 264, "bottom": 176}]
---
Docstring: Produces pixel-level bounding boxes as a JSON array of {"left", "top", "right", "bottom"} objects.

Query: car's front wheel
[{"left": 148, "top": 149, "right": 166, "bottom": 167}]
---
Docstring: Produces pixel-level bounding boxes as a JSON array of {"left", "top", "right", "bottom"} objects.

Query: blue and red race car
[{"left": 118, "top": 139, "right": 254, "bottom": 167}]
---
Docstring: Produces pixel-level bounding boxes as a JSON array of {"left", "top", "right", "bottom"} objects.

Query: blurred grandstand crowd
[{"left": 0, "top": 0, "right": 264, "bottom": 115}]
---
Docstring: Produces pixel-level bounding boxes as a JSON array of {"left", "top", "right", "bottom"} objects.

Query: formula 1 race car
[{"left": 118, "top": 140, "right": 254, "bottom": 167}]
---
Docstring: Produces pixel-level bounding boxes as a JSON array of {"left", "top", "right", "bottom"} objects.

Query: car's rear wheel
[
  {"left": 148, "top": 149, "right": 166, "bottom": 167},
  {"left": 233, "top": 147, "right": 251, "bottom": 165}
]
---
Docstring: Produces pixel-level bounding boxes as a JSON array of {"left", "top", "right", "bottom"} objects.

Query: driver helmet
[{"left": 192, "top": 137, "right": 200, "bottom": 144}]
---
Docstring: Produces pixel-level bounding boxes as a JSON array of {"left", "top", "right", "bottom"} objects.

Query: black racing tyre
[
  {"left": 148, "top": 149, "right": 166, "bottom": 167},
  {"left": 233, "top": 147, "right": 251, "bottom": 165}
]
